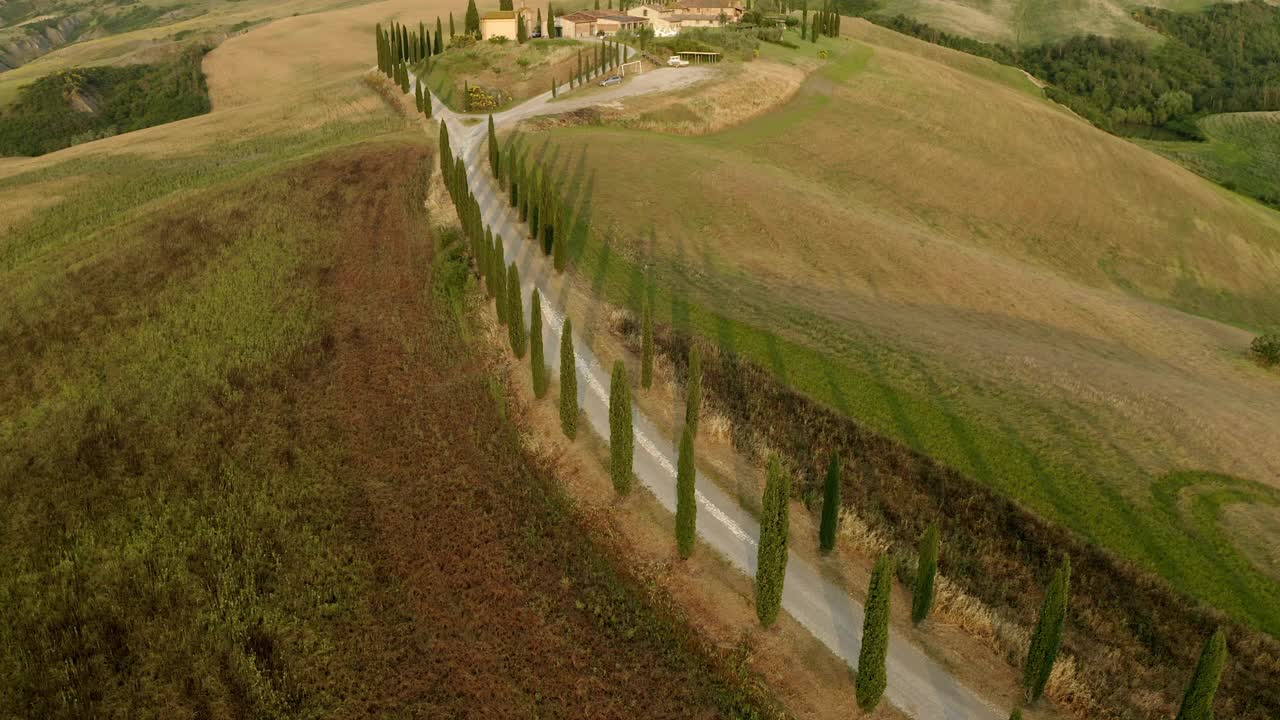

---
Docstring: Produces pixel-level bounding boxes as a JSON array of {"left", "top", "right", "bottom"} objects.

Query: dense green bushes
[
  {"left": 1251, "top": 334, "right": 1280, "bottom": 367},
  {"left": 0, "top": 45, "right": 211, "bottom": 157}
]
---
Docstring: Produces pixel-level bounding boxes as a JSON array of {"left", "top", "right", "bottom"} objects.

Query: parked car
[
  {"left": 531, "top": 29, "right": 542, "bottom": 38},
  {"left": 667, "top": 55, "right": 689, "bottom": 67},
  {"left": 600, "top": 75, "right": 623, "bottom": 87}
]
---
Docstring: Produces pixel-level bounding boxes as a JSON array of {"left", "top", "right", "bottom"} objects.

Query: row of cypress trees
[
  {"left": 499, "top": 135, "right": 571, "bottom": 271},
  {"left": 375, "top": 19, "right": 439, "bottom": 77},
  {"left": 442, "top": 109, "right": 1231, "bottom": 720}
]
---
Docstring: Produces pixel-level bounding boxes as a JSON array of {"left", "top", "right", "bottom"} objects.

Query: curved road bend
[{"left": 409, "top": 65, "right": 1002, "bottom": 720}]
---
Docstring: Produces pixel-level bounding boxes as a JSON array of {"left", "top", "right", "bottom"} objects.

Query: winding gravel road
[{"left": 409, "top": 62, "right": 1003, "bottom": 720}]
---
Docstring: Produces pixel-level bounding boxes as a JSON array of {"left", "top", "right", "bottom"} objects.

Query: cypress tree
[
  {"left": 376, "top": 24, "right": 384, "bottom": 72},
  {"left": 530, "top": 289, "right": 549, "bottom": 398},
  {"left": 449, "top": 11, "right": 456, "bottom": 38},
  {"left": 685, "top": 345, "right": 702, "bottom": 435},
  {"left": 560, "top": 318, "right": 578, "bottom": 438},
  {"left": 912, "top": 523, "right": 940, "bottom": 624},
  {"left": 415, "top": 80, "right": 424, "bottom": 112},
  {"left": 1023, "top": 555, "right": 1071, "bottom": 702},
  {"left": 810, "top": 13, "right": 819, "bottom": 42},
  {"left": 553, "top": 199, "right": 568, "bottom": 271},
  {"left": 517, "top": 15, "right": 528, "bottom": 43},
  {"left": 435, "top": 17, "right": 443, "bottom": 54},
  {"left": 529, "top": 171, "right": 541, "bottom": 235},
  {"left": 507, "top": 263, "right": 526, "bottom": 358},
  {"left": 487, "top": 115, "right": 499, "bottom": 176},
  {"left": 552, "top": 76, "right": 557, "bottom": 98},
  {"left": 547, "top": 2, "right": 553, "bottom": 37},
  {"left": 819, "top": 452, "right": 840, "bottom": 553},
  {"left": 493, "top": 236, "right": 507, "bottom": 324},
  {"left": 641, "top": 300, "right": 654, "bottom": 389},
  {"left": 423, "top": 87, "right": 432, "bottom": 118},
  {"left": 501, "top": 0, "right": 514, "bottom": 9},
  {"left": 1175, "top": 629, "right": 1228, "bottom": 720},
  {"left": 856, "top": 554, "right": 894, "bottom": 712},
  {"left": 420, "top": 21, "right": 427, "bottom": 56},
  {"left": 801, "top": 1, "right": 808, "bottom": 40},
  {"left": 508, "top": 151, "right": 519, "bottom": 207},
  {"left": 609, "top": 360, "right": 633, "bottom": 495},
  {"left": 402, "top": 24, "right": 410, "bottom": 58},
  {"left": 755, "top": 455, "right": 790, "bottom": 627},
  {"left": 482, "top": 228, "right": 494, "bottom": 286},
  {"left": 439, "top": 121, "right": 451, "bottom": 177},
  {"left": 676, "top": 424, "right": 696, "bottom": 558}
]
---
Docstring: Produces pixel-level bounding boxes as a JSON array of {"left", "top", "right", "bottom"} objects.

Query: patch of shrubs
[
  {"left": 1251, "top": 333, "right": 1280, "bottom": 367},
  {"left": 0, "top": 45, "right": 211, "bottom": 157}
]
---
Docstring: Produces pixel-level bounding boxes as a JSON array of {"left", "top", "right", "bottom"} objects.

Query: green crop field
[
  {"left": 865, "top": 0, "right": 1267, "bottom": 47},
  {"left": 515, "top": 21, "right": 1280, "bottom": 635},
  {"left": 1142, "top": 111, "right": 1280, "bottom": 209}
]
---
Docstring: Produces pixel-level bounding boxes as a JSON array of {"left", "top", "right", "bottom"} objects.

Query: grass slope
[
  {"left": 0, "top": 1, "right": 779, "bottom": 715},
  {"left": 1142, "top": 111, "right": 1280, "bottom": 208},
  {"left": 517, "top": 23, "right": 1280, "bottom": 634}
]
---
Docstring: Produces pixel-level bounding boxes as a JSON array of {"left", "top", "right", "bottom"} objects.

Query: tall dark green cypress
[
  {"left": 552, "top": 199, "right": 568, "bottom": 272},
  {"left": 818, "top": 452, "right": 840, "bottom": 553},
  {"left": 415, "top": 80, "right": 424, "bottom": 112},
  {"left": 487, "top": 114, "right": 499, "bottom": 177},
  {"left": 856, "top": 554, "right": 893, "bottom": 712},
  {"left": 640, "top": 300, "right": 654, "bottom": 389},
  {"left": 800, "top": 1, "right": 808, "bottom": 40},
  {"left": 508, "top": 263, "right": 526, "bottom": 358},
  {"left": 529, "top": 171, "right": 541, "bottom": 238},
  {"left": 435, "top": 17, "right": 443, "bottom": 54},
  {"left": 912, "top": 523, "right": 940, "bottom": 624},
  {"left": 1023, "top": 555, "right": 1071, "bottom": 702},
  {"left": 493, "top": 236, "right": 507, "bottom": 325},
  {"left": 755, "top": 455, "right": 790, "bottom": 627},
  {"left": 420, "top": 21, "right": 427, "bottom": 56},
  {"left": 560, "top": 318, "right": 578, "bottom": 438},
  {"left": 685, "top": 345, "right": 702, "bottom": 435},
  {"left": 438, "top": 120, "right": 451, "bottom": 179},
  {"left": 609, "top": 360, "right": 633, "bottom": 495},
  {"left": 449, "top": 12, "right": 456, "bottom": 38},
  {"left": 482, "top": 228, "right": 494, "bottom": 287},
  {"left": 465, "top": 0, "right": 480, "bottom": 36},
  {"left": 530, "top": 289, "right": 548, "bottom": 398},
  {"left": 676, "top": 424, "right": 696, "bottom": 558},
  {"left": 1175, "top": 629, "right": 1227, "bottom": 720}
]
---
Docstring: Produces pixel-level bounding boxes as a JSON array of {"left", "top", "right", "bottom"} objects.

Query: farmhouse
[
  {"left": 626, "top": 4, "right": 683, "bottom": 35},
  {"left": 670, "top": 0, "right": 743, "bottom": 22},
  {"left": 557, "top": 10, "right": 648, "bottom": 37},
  {"left": 480, "top": 1, "right": 537, "bottom": 40}
]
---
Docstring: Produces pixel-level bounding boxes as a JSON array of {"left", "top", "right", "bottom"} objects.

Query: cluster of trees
[
  {"left": 874, "top": 0, "right": 1280, "bottom": 136},
  {"left": 799, "top": 0, "right": 840, "bottom": 42},
  {"left": 375, "top": 19, "right": 439, "bottom": 76},
  {"left": 560, "top": 39, "right": 628, "bottom": 92},
  {"left": 0, "top": 45, "right": 211, "bottom": 157},
  {"left": 497, "top": 134, "right": 574, "bottom": 270}
]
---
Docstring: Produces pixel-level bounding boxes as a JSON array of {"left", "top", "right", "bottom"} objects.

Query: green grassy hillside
[
  {"left": 1142, "top": 111, "right": 1280, "bottom": 208},
  {"left": 516, "top": 22, "right": 1280, "bottom": 638}
]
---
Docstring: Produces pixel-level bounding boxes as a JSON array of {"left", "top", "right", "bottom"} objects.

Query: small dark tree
[
  {"left": 536, "top": 8, "right": 543, "bottom": 33},
  {"left": 1024, "top": 555, "right": 1071, "bottom": 702},
  {"left": 449, "top": 11, "right": 456, "bottom": 38},
  {"left": 641, "top": 300, "right": 654, "bottom": 389},
  {"left": 493, "top": 235, "right": 507, "bottom": 324},
  {"left": 801, "top": 0, "right": 808, "bottom": 39},
  {"left": 508, "top": 263, "right": 526, "bottom": 358},
  {"left": 818, "top": 452, "right": 840, "bottom": 553},
  {"left": 676, "top": 424, "right": 696, "bottom": 559},
  {"left": 1175, "top": 629, "right": 1228, "bottom": 720},
  {"left": 483, "top": 228, "right": 496, "bottom": 295},
  {"left": 530, "top": 289, "right": 549, "bottom": 398},
  {"left": 517, "top": 15, "right": 528, "bottom": 43},
  {"left": 609, "top": 360, "right": 634, "bottom": 495},
  {"left": 415, "top": 80, "right": 424, "bottom": 112},
  {"left": 487, "top": 114, "right": 499, "bottom": 177},
  {"left": 755, "top": 455, "right": 790, "bottom": 627},
  {"left": 552, "top": 76, "right": 557, "bottom": 98},
  {"left": 435, "top": 17, "right": 444, "bottom": 54},
  {"left": 553, "top": 200, "right": 568, "bottom": 272},
  {"left": 547, "top": 3, "right": 554, "bottom": 36},
  {"left": 685, "top": 345, "right": 702, "bottom": 435},
  {"left": 1251, "top": 333, "right": 1280, "bottom": 367},
  {"left": 856, "top": 554, "right": 893, "bottom": 712},
  {"left": 912, "top": 523, "right": 940, "bottom": 624},
  {"left": 560, "top": 317, "right": 579, "bottom": 438}
]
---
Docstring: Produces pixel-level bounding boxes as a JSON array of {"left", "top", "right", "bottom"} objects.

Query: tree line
[
  {"left": 872, "top": 0, "right": 1280, "bottom": 138},
  {"left": 448, "top": 108, "right": 1233, "bottom": 720}
]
